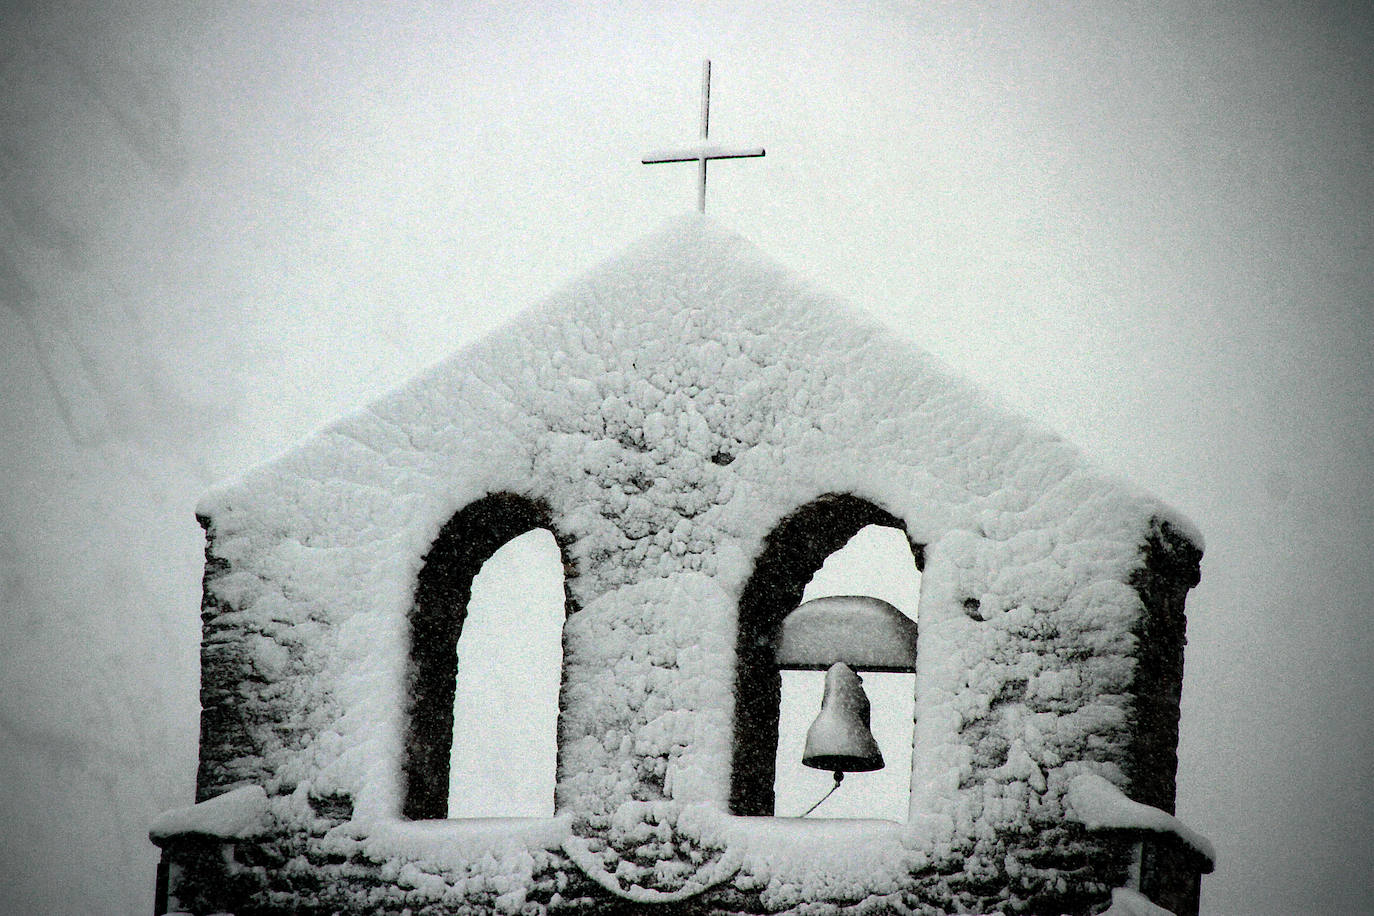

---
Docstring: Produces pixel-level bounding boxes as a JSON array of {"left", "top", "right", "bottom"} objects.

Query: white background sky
[{"left": 0, "top": 1, "right": 1369, "bottom": 913}]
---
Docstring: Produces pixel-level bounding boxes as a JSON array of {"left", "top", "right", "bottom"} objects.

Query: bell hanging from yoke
[{"left": 802, "top": 662, "right": 884, "bottom": 774}]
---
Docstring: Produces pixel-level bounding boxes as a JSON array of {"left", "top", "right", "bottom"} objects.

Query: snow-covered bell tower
[{"left": 152, "top": 217, "right": 1212, "bottom": 916}]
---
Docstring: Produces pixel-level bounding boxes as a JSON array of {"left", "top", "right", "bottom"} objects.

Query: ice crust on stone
[
  {"left": 1066, "top": 772, "right": 1216, "bottom": 864},
  {"left": 190, "top": 215, "right": 1202, "bottom": 912},
  {"left": 149, "top": 784, "right": 270, "bottom": 843}
]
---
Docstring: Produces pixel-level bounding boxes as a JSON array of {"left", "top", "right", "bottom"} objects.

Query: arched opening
[
  {"left": 446, "top": 528, "right": 564, "bottom": 817},
  {"left": 772, "top": 525, "right": 920, "bottom": 819},
  {"left": 729, "top": 494, "right": 924, "bottom": 817},
  {"left": 402, "top": 493, "right": 573, "bottom": 821}
]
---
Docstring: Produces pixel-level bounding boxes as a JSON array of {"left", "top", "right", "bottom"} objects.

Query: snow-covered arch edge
[{"left": 401, "top": 491, "right": 578, "bottom": 820}]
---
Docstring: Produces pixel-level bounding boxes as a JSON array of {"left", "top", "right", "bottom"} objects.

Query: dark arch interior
[
  {"left": 728, "top": 493, "right": 924, "bottom": 816},
  {"left": 401, "top": 492, "right": 574, "bottom": 820}
]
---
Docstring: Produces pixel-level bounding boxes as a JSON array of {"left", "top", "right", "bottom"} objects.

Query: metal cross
[{"left": 642, "top": 60, "right": 764, "bottom": 213}]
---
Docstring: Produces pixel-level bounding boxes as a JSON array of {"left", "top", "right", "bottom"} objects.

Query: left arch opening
[
  {"left": 402, "top": 493, "right": 572, "bottom": 821},
  {"left": 447, "top": 528, "right": 564, "bottom": 817}
]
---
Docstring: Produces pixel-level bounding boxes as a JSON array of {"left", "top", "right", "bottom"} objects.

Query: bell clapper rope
[{"left": 799, "top": 770, "right": 845, "bottom": 818}]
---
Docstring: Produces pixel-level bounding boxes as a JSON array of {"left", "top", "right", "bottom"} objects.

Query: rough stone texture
[
  {"left": 163, "top": 218, "right": 1207, "bottom": 915},
  {"left": 1123, "top": 520, "right": 1203, "bottom": 817},
  {"left": 195, "top": 514, "right": 337, "bottom": 804},
  {"left": 1137, "top": 834, "right": 1210, "bottom": 916},
  {"left": 195, "top": 517, "right": 255, "bottom": 801}
]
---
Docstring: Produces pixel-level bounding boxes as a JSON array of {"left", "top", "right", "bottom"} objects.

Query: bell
[{"left": 802, "top": 662, "right": 884, "bottom": 773}]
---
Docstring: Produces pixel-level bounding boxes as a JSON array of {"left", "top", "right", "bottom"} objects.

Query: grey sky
[{"left": 0, "top": 1, "right": 1369, "bottom": 913}]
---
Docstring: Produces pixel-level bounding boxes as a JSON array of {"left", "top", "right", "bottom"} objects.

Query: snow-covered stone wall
[{"left": 161, "top": 217, "right": 1206, "bottom": 915}]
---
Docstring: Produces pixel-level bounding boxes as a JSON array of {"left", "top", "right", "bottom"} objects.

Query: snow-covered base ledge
[
  {"left": 153, "top": 811, "right": 1162, "bottom": 916},
  {"left": 151, "top": 781, "right": 1203, "bottom": 916}
]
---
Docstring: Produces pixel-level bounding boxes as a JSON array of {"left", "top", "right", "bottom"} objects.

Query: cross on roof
[{"left": 642, "top": 60, "right": 765, "bottom": 213}]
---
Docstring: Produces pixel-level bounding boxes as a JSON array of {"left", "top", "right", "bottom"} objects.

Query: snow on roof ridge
[
  {"left": 196, "top": 215, "right": 839, "bottom": 513},
  {"left": 196, "top": 214, "right": 1200, "bottom": 559}
]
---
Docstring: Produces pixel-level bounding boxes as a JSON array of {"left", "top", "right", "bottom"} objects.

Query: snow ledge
[
  {"left": 320, "top": 815, "right": 573, "bottom": 871},
  {"left": 149, "top": 785, "right": 271, "bottom": 846},
  {"left": 1065, "top": 773, "right": 1215, "bottom": 866}
]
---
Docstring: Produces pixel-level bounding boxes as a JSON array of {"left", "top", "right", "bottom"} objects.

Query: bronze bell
[{"left": 802, "top": 662, "right": 884, "bottom": 774}]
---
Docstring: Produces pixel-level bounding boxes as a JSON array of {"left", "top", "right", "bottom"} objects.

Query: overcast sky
[{"left": 1, "top": 1, "right": 1370, "bottom": 913}]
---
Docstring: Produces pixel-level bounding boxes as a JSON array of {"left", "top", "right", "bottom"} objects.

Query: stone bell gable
[{"left": 153, "top": 216, "right": 1210, "bottom": 916}]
